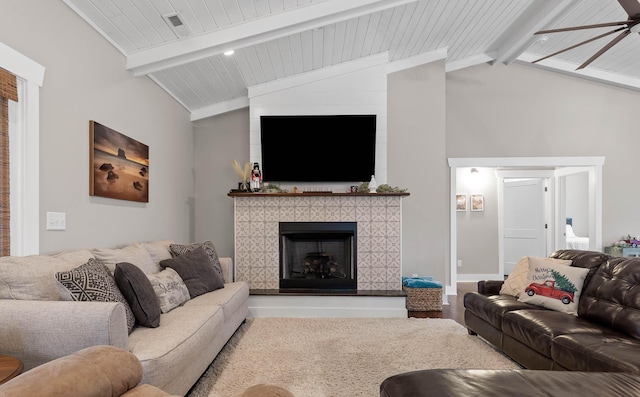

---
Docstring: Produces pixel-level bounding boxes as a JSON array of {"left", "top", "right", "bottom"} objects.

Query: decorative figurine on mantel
[
  {"left": 251, "top": 162, "right": 263, "bottom": 192},
  {"left": 368, "top": 175, "right": 378, "bottom": 193}
]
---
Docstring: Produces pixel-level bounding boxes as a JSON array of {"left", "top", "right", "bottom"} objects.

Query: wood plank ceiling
[{"left": 63, "top": 0, "right": 640, "bottom": 120}]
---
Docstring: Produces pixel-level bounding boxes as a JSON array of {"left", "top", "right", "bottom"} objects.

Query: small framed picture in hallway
[
  {"left": 471, "top": 194, "right": 484, "bottom": 212},
  {"left": 456, "top": 194, "right": 467, "bottom": 211}
]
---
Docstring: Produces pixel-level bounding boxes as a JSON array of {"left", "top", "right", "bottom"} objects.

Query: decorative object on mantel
[
  {"left": 231, "top": 160, "right": 251, "bottom": 192},
  {"left": 368, "top": 175, "right": 378, "bottom": 193},
  {"left": 359, "top": 181, "right": 408, "bottom": 194},
  {"left": 262, "top": 183, "right": 288, "bottom": 193},
  {"left": 251, "top": 162, "right": 262, "bottom": 192}
]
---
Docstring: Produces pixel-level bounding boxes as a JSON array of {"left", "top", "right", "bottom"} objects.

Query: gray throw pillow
[
  {"left": 114, "top": 262, "right": 161, "bottom": 328},
  {"left": 55, "top": 258, "right": 136, "bottom": 333},
  {"left": 169, "top": 241, "right": 224, "bottom": 282},
  {"left": 160, "top": 246, "right": 225, "bottom": 298}
]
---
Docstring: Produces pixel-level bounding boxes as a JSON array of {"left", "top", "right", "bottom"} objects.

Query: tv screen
[{"left": 260, "top": 115, "right": 376, "bottom": 183}]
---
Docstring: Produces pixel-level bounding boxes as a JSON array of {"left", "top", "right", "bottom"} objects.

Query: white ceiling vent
[{"left": 162, "top": 13, "right": 191, "bottom": 38}]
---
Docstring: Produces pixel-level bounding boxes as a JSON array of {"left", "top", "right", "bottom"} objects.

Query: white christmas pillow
[
  {"left": 517, "top": 258, "right": 589, "bottom": 316},
  {"left": 500, "top": 256, "right": 571, "bottom": 297}
]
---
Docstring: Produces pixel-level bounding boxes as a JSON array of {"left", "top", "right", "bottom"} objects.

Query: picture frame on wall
[
  {"left": 471, "top": 194, "right": 484, "bottom": 212},
  {"left": 89, "top": 120, "right": 149, "bottom": 203},
  {"left": 456, "top": 194, "right": 467, "bottom": 211}
]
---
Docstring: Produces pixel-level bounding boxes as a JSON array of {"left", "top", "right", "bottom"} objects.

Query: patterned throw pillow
[
  {"left": 169, "top": 241, "right": 224, "bottom": 281},
  {"left": 518, "top": 258, "right": 590, "bottom": 316},
  {"left": 55, "top": 259, "right": 136, "bottom": 332},
  {"left": 147, "top": 268, "right": 191, "bottom": 313},
  {"left": 500, "top": 256, "right": 572, "bottom": 297}
]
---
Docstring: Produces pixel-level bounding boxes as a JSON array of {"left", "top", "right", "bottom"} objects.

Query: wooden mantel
[{"left": 228, "top": 192, "right": 410, "bottom": 197}]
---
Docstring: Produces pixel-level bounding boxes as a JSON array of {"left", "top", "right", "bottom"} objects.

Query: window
[
  {"left": 0, "top": 41, "right": 44, "bottom": 256},
  {"left": 0, "top": 67, "right": 18, "bottom": 255}
]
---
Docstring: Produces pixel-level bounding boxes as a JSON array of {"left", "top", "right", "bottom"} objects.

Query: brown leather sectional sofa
[
  {"left": 464, "top": 249, "right": 640, "bottom": 372},
  {"left": 379, "top": 250, "right": 640, "bottom": 396}
]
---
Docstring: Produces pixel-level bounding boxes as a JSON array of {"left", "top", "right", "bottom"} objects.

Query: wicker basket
[{"left": 403, "top": 285, "right": 442, "bottom": 311}]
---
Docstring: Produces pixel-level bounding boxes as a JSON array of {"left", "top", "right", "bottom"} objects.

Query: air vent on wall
[{"left": 162, "top": 13, "right": 191, "bottom": 38}]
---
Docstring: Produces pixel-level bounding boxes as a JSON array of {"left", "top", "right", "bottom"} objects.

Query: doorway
[
  {"left": 500, "top": 177, "right": 548, "bottom": 276},
  {"left": 447, "top": 157, "right": 604, "bottom": 296}
]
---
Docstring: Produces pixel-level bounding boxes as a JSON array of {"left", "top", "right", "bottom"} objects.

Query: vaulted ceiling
[{"left": 63, "top": 0, "right": 640, "bottom": 121}]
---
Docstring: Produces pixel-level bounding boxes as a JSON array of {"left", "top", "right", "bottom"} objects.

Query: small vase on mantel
[{"left": 368, "top": 175, "right": 378, "bottom": 193}]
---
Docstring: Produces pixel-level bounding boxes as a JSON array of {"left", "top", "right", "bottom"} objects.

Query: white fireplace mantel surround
[{"left": 230, "top": 192, "right": 410, "bottom": 317}]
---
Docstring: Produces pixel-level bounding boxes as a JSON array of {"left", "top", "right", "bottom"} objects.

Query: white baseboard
[
  {"left": 248, "top": 295, "right": 408, "bottom": 318},
  {"left": 456, "top": 273, "right": 503, "bottom": 282}
]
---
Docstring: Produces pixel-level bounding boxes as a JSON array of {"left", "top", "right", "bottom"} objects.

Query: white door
[{"left": 503, "top": 178, "right": 547, "bottom": 275}]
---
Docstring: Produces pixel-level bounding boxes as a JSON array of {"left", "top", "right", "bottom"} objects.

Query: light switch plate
[{"left": 46, "top": 212, "right": 66, "bottom": 231}]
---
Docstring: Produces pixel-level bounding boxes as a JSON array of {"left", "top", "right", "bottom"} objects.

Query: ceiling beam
[
  {"left": 516, "top": 52, "right": 640, "bottom": 92},
  {"left": 490, "top": 0, "right": 581, "bottom": 66},
  {"left": 126, "top": 0, "right": 416, "bottom": 76}
]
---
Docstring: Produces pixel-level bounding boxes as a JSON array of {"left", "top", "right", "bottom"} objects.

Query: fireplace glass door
[{"left": 279, "top": 222, "right": 356, "bottom": 290}]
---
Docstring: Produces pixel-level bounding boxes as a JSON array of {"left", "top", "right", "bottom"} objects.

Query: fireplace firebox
[{"left": 279, "top": 222, "right": 357, "bottom": 290}]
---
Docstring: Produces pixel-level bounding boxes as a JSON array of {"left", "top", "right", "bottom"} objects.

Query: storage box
[{"left": 403, "top": 285, "right": 442, "bottom": 311}]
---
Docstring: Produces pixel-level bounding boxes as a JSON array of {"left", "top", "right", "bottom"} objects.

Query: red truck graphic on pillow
[{"left": 525, "top": 280, "right": 574, "bottom": 304}]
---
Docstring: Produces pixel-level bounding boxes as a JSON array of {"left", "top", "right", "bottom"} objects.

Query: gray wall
[
  {"left": 566, "top": 172, "right": 589, "bottom": 237},
  {"left": 447, "top": 62, "right": 640, "bottom": 265},
  {"left": 388, "top": 61, "right": 448, "bottom": 283},
  {"left": 455, "top": 167, "right": 499, "bottom": 275},
  {"left": 193, "top": 108, "right": 250, "bottom": 258},
  {"left": 1, "top": 1, "right": 195, "bottom": 253}
]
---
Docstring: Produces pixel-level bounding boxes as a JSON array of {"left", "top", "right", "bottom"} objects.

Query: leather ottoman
[{"left": 380, "top": 369, "right": 640, "bottom": 396}]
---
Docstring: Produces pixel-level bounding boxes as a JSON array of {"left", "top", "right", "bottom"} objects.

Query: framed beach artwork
[
  {"left": 456, "top": 194, "right": 467, "bottom": 211},
  {"left": 89, "top": 120, "right": 149, "bottom": 203},
  {"left": 471, "top": 194, "right": 484, "bottom": 212}
]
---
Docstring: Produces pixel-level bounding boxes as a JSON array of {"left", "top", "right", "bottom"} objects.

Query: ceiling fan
[{"left": 532, "top": 0, "right": 640, "bottom": 70}]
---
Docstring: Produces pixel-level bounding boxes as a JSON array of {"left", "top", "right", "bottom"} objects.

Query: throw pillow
[
  {"left": 114, "top": 262, "right": 161, "bottom": 328},
  {"left": 517, "top": 257, "right": 590, "bottom": 316},
  {"left": 500, "top": 256, "right": 572, "bottom": 297},
  {"left": 91, "top": 244, "right": 158, "bottom": 275},
  {"left": 55, "top": 259, "right": 136, "bottom": 332},
  {"left": 160, "top": 246, "right": 225, "bottom": 298},
  {"left": 133, "top": 240, "right": 174, "bottom": 269},
  {"left": 169, "top": 241, "right": 224, "bottom": 282},
  {"left": 147, "top": 268, "right": 190, "bottom": 313},
  {"left": 0, "top": 255, "right": 79, "bottom": 300}
]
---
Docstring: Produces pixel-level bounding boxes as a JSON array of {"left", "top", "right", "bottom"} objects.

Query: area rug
[{"left": 186, "top": 317, "right": 519, "bottom": 397}]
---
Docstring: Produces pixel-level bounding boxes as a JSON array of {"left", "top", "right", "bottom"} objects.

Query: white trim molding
[
  {"left": 1, "top": 41, "right": 44, "bottom": 255},
  {"left": 447, "top": 157, "right": 604, "bottom": 296}
]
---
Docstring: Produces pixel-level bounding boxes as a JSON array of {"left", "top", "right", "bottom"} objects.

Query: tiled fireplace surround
[{"left": 232, "top": 194, "right": 405, "bottom": 291}]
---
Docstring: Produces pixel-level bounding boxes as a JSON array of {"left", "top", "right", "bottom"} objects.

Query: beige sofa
[
  {"left": 0, "top": 345, "right": 180, "bottom": 397},
  {"left": 0, "top": 240, "right": 249, "bottom": 396}
]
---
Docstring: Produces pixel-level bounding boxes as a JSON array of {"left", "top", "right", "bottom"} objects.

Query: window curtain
[{"left": 0, "top": 67, "right": 18, "bottom": 256}]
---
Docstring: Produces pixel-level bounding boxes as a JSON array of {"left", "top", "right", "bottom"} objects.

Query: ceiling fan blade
[
  {"left": 535, "top": 20, "right": 632, "bottom": 35},
  {"left": 618, "top": 0, "right": 640, "bottom": 18},
  {"left": 577, "top": 30, "right": 631, "bottom": 69},
  {"left": 532, "top": 27, "right": 626, "bottom": 64}
]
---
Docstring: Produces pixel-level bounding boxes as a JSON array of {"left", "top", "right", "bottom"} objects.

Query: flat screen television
[{"left": 260, "top": 115, "right": 376, "bottom": 183}]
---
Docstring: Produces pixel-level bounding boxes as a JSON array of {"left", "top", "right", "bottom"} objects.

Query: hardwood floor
[
  {"left": 442, "top": 282, "right": 476, "bottom": 326},
  {"left": 408, "top": 282, "right": 477, "bottom": 327}
]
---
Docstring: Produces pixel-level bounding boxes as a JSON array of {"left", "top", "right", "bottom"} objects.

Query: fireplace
[{"left": 279, "top": 222, "right": 357, "bottom": 291}]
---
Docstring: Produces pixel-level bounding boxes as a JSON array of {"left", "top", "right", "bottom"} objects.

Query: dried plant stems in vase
[{"left": 232, "top": 160, "right": 252, "bottom": 192}]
